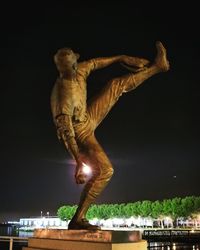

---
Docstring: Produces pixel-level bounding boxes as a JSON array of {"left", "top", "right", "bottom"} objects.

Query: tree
[
  {"left": 123, "top": 203, "right": 133, "bottom": 218},
  {"left": 57, "top": 196, "right": 200, "bottom": 227},
  {"left": 151, "top": 200, "right": 163, "bottom": 219},
  {"left": 162, "top": 199, "right": 172, "bottom": 217},
  {"left": 171, "top": 197, "right": 182, "bottom": 227},
  {"left": 57, "top": 205, "right": 77, "bottom": 221},
  {"left": 87, "top": 205, "right": 99, "bottom": 220},
  {"left": 130, "top": 201, "right": 142, "bottom": 217},
  {"left": 181, "top": 196, "right": 196, "bottom": 218},
  {"left": 139, "top": 200, "right": 152, "bottom": 218},
  {"left": 193, "top": 196, "right": 200, "bottom": 213}
]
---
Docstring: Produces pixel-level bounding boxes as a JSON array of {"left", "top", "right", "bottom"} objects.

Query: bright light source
[{"left": 82, "top": 163, "right": 92, "bottom": 175}]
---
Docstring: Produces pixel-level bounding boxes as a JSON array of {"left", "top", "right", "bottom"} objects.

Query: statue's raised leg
[{"left": 87, "top": 41, "right": 169, "bottom": 127}]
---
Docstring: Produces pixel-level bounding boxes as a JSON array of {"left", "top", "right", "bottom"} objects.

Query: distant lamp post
[
  {"left": 47, "top": 211, "right": 49, "bottom": 218},
  {"left": 41, "top": 211, "right": 43, "bottom": 218}
]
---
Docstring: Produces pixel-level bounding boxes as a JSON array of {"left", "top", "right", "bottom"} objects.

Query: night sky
[{"left": 0, "top": 2, "right": 199, "bottom": 221}]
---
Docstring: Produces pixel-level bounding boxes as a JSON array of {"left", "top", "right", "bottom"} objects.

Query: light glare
[{"left": 82, "top": 163, "right": 92, "bottom": 175}]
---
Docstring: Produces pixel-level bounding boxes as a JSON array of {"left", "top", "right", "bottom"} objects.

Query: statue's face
[{"left": 55, "top": 48, "right": 80, "bottom": 71}]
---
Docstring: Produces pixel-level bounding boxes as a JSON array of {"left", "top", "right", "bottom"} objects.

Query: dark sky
[{"left": 0, "top": 2, "right": 199, "bottom": 221}]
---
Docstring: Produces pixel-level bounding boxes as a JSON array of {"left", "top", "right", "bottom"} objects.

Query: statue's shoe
[
  {"left": 68, "top": 218, "right": 101, "bottom": 230},
  {"left": 155, "top": 41, "right": 170, "bottom": 72}
]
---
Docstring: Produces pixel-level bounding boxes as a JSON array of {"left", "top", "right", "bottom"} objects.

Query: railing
[
  {"left": 143, "top": 229, "right": 200, "bottom": 243},
  {"left": 0, "top": 236, "right": 28, "bottom": 250}
]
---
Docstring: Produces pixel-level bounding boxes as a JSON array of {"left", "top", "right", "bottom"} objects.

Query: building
[{"left": 19, "top": 217, "right": 67, "bottom": 229}]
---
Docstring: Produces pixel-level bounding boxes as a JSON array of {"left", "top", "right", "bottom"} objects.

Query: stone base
[
  {"left": 23, "top": 229, "right": 147, "bottom": 250},
  {"left": 24, "top": 238, "right": 147, "bottom": 250}
]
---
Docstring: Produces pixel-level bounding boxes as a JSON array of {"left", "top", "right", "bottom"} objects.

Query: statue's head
[{"left": 54, "top": 48, "right": 80, "bottom": 73}]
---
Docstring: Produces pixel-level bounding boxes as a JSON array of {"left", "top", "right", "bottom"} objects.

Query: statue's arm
[
  {"left": 79, "top": 55, "right": 149, "bottom": 76},
  {"left": 54, "top": 114, "right": 87, "bottom": 184},
  {"left": 91, "top": 55, "right": 150, "bottom": 70},
  {"left": 89, "top": 56, "right": 125, "bottom": 70},
  {"left": 56, "top": 115, "right": 81, "bottom": 164}
]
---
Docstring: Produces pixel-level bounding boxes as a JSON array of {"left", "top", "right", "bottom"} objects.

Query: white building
[{"left": 19, "top": 217, "right": 67, "bottom": 228}]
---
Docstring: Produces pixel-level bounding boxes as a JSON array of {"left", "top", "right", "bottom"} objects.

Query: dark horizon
[{"left": 0, "top": 2, "right": 199, "bottom": 222}]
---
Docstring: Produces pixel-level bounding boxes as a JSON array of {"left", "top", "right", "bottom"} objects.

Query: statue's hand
[
  {"left": 121, "top": 63, "right": 148, "bottom": 73},
  {"left": 74, "top": 155, "right": 87, "bottom": 184},
  {"left": 136, "top": 58, "right": 150, "bottom": 68},
  {"left": 122, "top": 55, "right": 150, "bottom": 68},
  {"left": 75, "top": 162, "right": 87, "bottom": 184},
  {"left": 56, "top": 126, "right": 66, "bottom": 141}
]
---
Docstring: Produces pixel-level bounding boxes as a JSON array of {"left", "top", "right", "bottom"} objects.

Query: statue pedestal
[{"left": 23, "top": 228, "right": 147, "bottom": 250}]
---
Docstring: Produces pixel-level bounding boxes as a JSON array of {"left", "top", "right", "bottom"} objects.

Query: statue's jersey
[
  {"left": 51, "top": 56, "right": 123, "bottom": 142},
  {"left": 51, "top": 60, "right": 96, "bottom": 123},
  {"left": 51, "top": 77, "right": 87, "bottom": 122}
]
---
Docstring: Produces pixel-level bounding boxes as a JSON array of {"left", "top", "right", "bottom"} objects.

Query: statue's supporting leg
[{"left": 68, "top": 135, "right": 114, "bottom": 229}]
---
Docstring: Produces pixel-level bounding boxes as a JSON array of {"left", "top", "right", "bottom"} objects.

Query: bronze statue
[{"left": 51, "top": 41, "right": 169, "bottom": 230}]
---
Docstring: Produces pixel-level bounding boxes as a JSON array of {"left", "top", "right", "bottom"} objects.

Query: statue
[{"left": 51, "top": 41, "right": 169, "bottom": 230}]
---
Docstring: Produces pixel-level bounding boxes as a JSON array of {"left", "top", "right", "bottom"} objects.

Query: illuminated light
[
  {"left": 125, "top": 218, "right": 133, "bottom": 227},
  {"left": 90, "top": 218, "right": 98, "bottom": 225},
  {"left": 191, "top": 229, "right": 195, "bottom": 233},
  {"left": 82, "top": 163, "right": 92, "bottom": 175},
  {"left": 103, "top": 219, "right": 113, "bottom": 228},
  {"left": 165, "top": 216, "right": 172, "bottom": 222}
]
